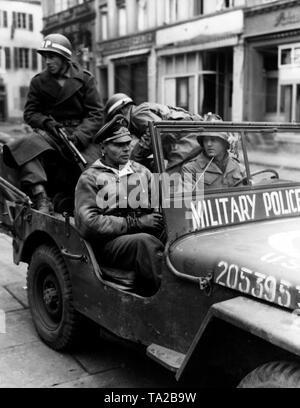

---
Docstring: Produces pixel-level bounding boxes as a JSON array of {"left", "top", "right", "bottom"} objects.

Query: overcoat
[
  {"left": 3, "top": 62, "right": 103, "bottom": 168},
  {"left": 126, "top": 102, "right": 203, "bottom": 170}
]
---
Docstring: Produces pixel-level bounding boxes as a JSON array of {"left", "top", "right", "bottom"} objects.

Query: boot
[
  {"left": 32, "top": 184, "right": 52, "bottom": 214},
  {"left": 35, "top": 193, "right": 52, "bottom": 214}
]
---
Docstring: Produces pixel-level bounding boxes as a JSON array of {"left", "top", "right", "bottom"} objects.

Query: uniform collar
[{"left": 94, "top": 159, "right": 134, "bottom": 177}]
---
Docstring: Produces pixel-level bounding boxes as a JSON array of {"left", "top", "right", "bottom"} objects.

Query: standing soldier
[
  {"left": 3, "top": 33, "right": 104, "bottom": 214},
  {"left": 104, "top": 93, "right": 204, "bottom": 170}
]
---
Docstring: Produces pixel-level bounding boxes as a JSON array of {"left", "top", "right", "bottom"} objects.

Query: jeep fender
[{"left": 175, "top": 296, "right": 300, "bottom": 380}]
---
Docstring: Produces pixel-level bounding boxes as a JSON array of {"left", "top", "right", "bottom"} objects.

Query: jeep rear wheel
[
  {"left": 238, "top": 361, "right": 300, "bottom": 388},
  {"left": 27, "top": 244, "right": 82, "bottom": 350}
]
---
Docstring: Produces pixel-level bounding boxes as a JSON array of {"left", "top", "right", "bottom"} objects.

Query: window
[
  {"left": 4, "top": 47, "right": 10, "bottom": 69},
  {"left": 13, "top": 12, "right": 34, "bottom": 31},
  {"left": 165, "top": 0, "right": 178, "bottom": 23},
  {"left": 14, "top": 48, "right": 30, "bottom": 69},
  {"left": 117, "top": 0, "right": 126, "bottom": 36},
  {"left": 194, "top": 0, "right": 203, "bottom": 15},
  {"left": 29, "top": 14, "right": 33, "bottom": 31},
  {"left": 115, "top": 57, "right": 148, "bottom": 104},
  {"left": 176, "top": 77, "right": 189, "bottom": 110},
  {"left": 279, "top": 44, "right": 300, "bottom": 67},
  {"left": 100, "top": 4, "right": 108, "bottom": 40},
  {"left": 32, "top": 49, "right": 37, "bottom": 70},
  {"left": 0, "top": 10, "right": 8, "bottom": 27},
  {"left": 137, "top": 0, "right": 147, "bottom": 31}
]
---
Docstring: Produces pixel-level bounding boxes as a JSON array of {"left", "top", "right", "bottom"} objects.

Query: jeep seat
[{"left": 100, "top": 266, "right": 136, "bottom": 291}]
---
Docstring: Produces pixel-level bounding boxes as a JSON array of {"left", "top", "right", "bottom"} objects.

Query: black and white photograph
[{"left": 1, "top": 0, "right": 300, "bottom": 394}]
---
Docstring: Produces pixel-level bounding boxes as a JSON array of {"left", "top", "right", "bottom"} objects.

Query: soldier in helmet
[
  {"left": 104, "top": 93, "right": 204, "bottom": 170},
  {"left": 3, "top": 33, "right": 103, "bottom": 214},
  {"left": 181, "top": 131, "right": 245, "bottom": 190}
]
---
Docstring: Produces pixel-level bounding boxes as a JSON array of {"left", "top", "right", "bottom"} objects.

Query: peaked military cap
[{"left": 94, "top": 114, "right": 132, "bottom": 144}]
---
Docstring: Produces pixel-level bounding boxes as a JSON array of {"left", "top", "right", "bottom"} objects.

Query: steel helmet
[
  {"left": 197, "top": 131, "right": 230, "bottom": 148},
  {"left": 105, "top": 93, "right": 134, "bottom": 120},
  {"left": 37, "top": 33, "right": 72, "bottom": 60}
]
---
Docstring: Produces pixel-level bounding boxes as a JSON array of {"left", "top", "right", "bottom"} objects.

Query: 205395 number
[{"left": 215, "top": 260, "right": 300, "bottom": 309}]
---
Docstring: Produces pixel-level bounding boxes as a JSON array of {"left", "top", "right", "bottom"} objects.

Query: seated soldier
[
  {"left": 181, "top": 131, "right": 245, "bottom": 192},
  {"left": 74, "top": 116, "right": 165, "bottom": 294}
]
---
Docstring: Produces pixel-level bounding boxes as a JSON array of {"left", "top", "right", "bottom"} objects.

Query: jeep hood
[{"left": 169, "top": 217, "right": 300, "bottom": 308}]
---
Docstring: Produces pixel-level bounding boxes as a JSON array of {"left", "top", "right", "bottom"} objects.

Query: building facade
[
  {"left": 40, "top": 0, "right": 299, "bottom": 122},
  {"left": 42, "top": 0, "right": 97, "bottom": 72},
  {"left": 244, "top": 0, "right": 300, "bottom": 122},
  {"left": 0, "top": 0, "right": 43, "bottom": 121}
]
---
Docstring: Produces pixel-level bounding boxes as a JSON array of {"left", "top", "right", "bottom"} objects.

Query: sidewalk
[{"left": 0, "top": 232, "right": 176, "bottom": 388}]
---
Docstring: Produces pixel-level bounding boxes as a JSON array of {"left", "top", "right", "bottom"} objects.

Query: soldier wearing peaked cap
[
  {"left": 74, "top": 115, "right": 165, "bottom": 295},
  {"left": 3, "top": 33, "right": 104, "bottom": 214}
]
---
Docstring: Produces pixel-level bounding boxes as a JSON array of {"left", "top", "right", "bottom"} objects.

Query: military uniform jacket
[
  {"left": 74, "top": 159, "right": 153, "bottom": 241},
  {"left": 3, "top": 62, "right": 103, "bottom": 167},
  {"left": 182, "top": 152, "right": 245, "bottom": 189},
  {"left": 127, "top": 102, "right": 203, "bottom": 169}
]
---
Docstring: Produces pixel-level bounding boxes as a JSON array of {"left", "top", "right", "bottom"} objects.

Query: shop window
[
  {"left": 202, "top": 52, "right": 217, "bottom": 71},
  {"left": 280, "top": 85, "right": 292, "bottom": 122},
  {"left": 176, "top": 77, "right": 189, "bottom": 110},
  {"left": 281, "top": 48, "right": 292, "bottom": 65},
  {"left": 265, "top": 77, "right": 277, "bottom": 113},
  {"left": 295, "top": 47, "right": 300, "bottom": 66},
  {"left": 199, "top": 74, "right": 217, "bottom": 115},
  {"left": 115, "top": 58, "right": 148, "bottom": 104}
]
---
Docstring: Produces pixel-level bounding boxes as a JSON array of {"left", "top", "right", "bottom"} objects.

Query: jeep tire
[
  {"left": 238, "top": 361, "right": 300, "bottom": 388},
  {"left": 27, "top": 244, "right": 82, "bottom": 350}
]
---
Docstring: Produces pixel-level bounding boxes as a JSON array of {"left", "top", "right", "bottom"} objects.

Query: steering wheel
[{"left": 233, "top": 169, "right": 279, "bottom": 187}]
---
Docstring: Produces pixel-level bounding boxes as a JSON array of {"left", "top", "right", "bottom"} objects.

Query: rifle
[
  {"left": 56, "top": 127, "right": 87, "bottom": 172},
  {"left": 48, "top": 116, "right": 87, "bottom": 172}
]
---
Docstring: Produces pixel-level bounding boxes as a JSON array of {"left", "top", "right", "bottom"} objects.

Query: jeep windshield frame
[
  {"left": 150, "top": 121, "right": 300, "bottom": 194},
  {"left": 149, "top": 121, "right": 300, "bottom": 241}
]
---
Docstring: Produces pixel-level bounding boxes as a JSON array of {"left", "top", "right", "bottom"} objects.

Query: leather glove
[
  {"left": 137, "top": 213, "right": 164, "bottom": 232},
  {"left": 44, "top": 119, "right": 62, "bottom": 137}
]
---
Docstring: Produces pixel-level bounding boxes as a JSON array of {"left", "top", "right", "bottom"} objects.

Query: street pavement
[{"left": 0, "top": 232, "right": 178, "bottom": 388}]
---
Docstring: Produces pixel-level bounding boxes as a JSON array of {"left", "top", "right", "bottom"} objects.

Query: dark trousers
[
  {"left": 19, "top": 153, "right": 81, "bottom": 196},
  {"left": 99, "top": 233, "right": 164, "bottom": 292}
]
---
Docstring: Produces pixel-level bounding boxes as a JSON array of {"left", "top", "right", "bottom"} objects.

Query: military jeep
[{"left": 1, "top": 121, "right": 300, "bottom": 388}]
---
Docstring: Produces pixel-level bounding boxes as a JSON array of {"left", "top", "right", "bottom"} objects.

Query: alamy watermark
[{"left": 95, "top": 172, "right": 204, "bottom": 211}]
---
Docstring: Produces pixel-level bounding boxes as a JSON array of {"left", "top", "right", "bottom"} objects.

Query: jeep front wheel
[
  {"left": 238, "top": 361, "right": 300, "bottom": 388},
  {"left": 27, "top": 244, "right": 82, "bottom": 350}
]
